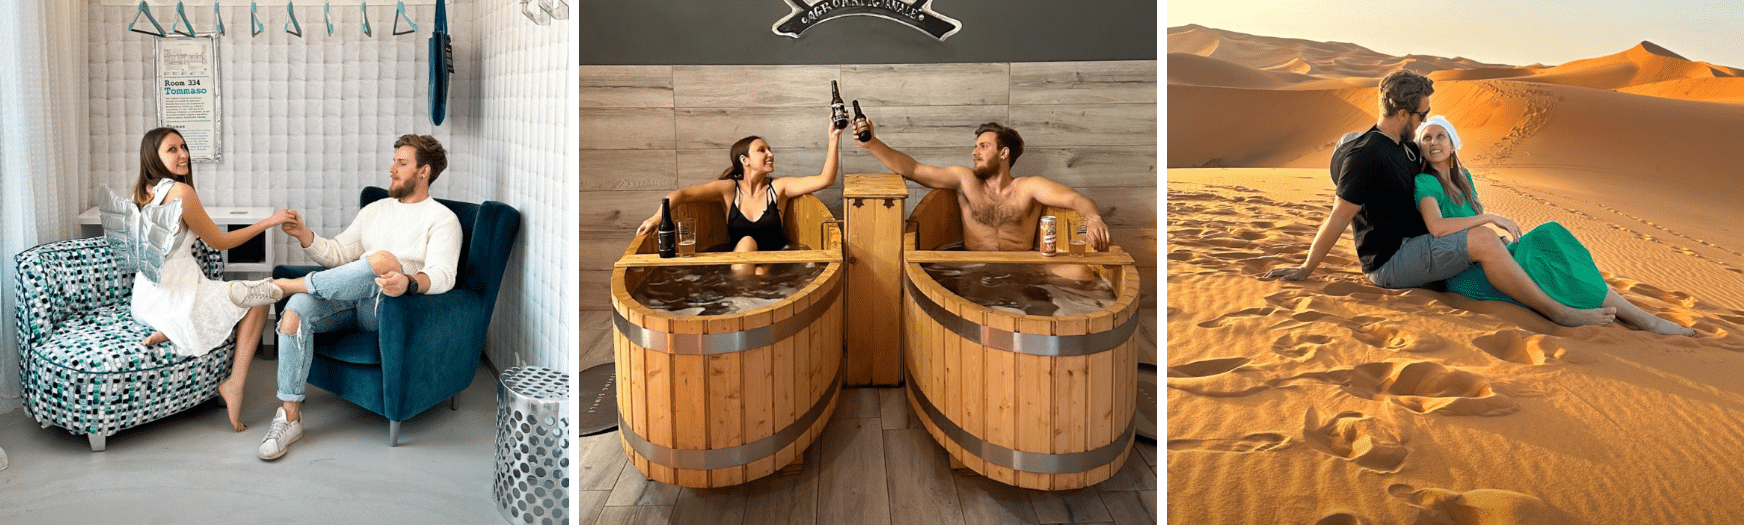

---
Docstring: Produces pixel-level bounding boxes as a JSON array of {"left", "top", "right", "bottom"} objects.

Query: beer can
[{"left": 1040, "top": 215, "right": 1058, "bottom": 256}]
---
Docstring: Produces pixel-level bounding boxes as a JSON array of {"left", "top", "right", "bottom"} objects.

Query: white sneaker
[
  {"left": 257, "top": 407, "right": 303, "bottom": 460},
  {"left": 228, "top": 279, "right": 284, "bottom": 308}
]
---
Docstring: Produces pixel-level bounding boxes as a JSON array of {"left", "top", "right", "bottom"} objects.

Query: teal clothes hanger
[
  {"left": 360, "top": 3, "right": 371, "bottom": 36},
  {"left": 170, "top": 2, "right": 195, "bottom": 37},
  {"left": 285, "top": 2, "right": 302, "bottom": 37},
  {"left": 250, "top": 2, "right": 264, "bottom": 36},
  {"left": 324, "top": 3, "right": 334, "bottom": 35},
  {"left": 393, "top": 1, "right": 416, "bottom": 35},
  {"left": 129, "top": 1, "right": 166, "bottom": 37},
  {"left": 213, "top": 3, "right": 225, "bottom": 36}
]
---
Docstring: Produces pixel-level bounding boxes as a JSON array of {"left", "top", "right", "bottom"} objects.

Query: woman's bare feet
[
  {"left": 1548, "top": 306, "right": 1617, "bottom": 328},
  {"left": 218, "top": 376, "right": 247, "bottom": 432},
  {"left": 1641, "top": 317, "right": 1698, "bottom": 337},
  {"left": 141, "top": 331, "right": 168, "bottom": 347}
]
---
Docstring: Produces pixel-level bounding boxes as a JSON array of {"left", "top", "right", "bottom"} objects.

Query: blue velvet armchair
[{"left": 273, "top": 187, "right": 520, "bottom": 445}]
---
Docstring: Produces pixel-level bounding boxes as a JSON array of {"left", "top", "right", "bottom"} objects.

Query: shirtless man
[{"left": 853, "top": 120, "right": 1111, "bottom": 256}]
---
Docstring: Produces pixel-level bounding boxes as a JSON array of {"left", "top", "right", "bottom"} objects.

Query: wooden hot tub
[
  {"left": 611, "top": 194, "right": 844, "bottom": 488},
  {"left": 902, "top": 189, "right": 1141, "bottom": 491}
]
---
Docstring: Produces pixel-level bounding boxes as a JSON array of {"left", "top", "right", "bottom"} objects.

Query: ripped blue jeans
[{"left": 276, "top": 258, "right": 381, "bottom": 402}]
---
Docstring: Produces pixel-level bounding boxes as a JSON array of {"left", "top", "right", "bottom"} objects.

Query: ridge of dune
[
  {"left": 1522, "top": 41, "right": 1727, "bottom": 90},
  {"left": 1168, "top": 52, "right": 1321, "bottom": 89},
  {"left": 1168, "top": 25, "right": 1515, "bottom": 79},
  {"left": 1616, "top": 77, "right": 1744, "bottom": 103}
]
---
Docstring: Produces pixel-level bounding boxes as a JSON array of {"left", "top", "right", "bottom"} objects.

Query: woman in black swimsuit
[{"left": 638, "top": 120, "right": 842, "bottom": 275}]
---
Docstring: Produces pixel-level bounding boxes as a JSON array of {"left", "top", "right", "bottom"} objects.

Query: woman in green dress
[{"left": 1413, "top": 116, "right": 1694, "bottom": 336}]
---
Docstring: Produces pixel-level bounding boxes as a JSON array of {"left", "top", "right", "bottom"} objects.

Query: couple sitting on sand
[
  {"left": 635, "top": 118, "right": 1111, "bottom": 275},
  {"left": 1265, "top": 70, "right": 1695, "bottom": 337},
  {"left": 126, "top": 128, "right": 462, "bottom": 460}
]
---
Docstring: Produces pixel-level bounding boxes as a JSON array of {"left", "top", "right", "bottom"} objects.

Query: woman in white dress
[{"left": 131, "top": 127, "right": 296, "bottom": 432}]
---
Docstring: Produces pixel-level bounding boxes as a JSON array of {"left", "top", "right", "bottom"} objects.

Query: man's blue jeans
[{"left": 276, "top": 258, "right": 381, "bottom": 402}]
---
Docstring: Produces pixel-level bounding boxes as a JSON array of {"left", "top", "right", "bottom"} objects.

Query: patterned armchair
[{"left": 13, "top": 237, "right": 234, "bottom": 451}]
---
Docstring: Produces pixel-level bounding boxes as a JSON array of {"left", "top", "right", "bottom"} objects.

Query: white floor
[{"left": 0, "top": 357, "right": 507, "bottom": 524}]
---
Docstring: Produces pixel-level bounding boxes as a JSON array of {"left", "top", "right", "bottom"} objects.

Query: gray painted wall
[{"left": 580, "top": 0, "right": 1157, "bottom": 65}]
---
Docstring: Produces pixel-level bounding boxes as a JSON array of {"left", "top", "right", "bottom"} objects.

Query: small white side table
[
  {"left": 80, "top": 206, "right": 279, "bottom": 348},
  {"left": 78, "top": 206, "right": 277, "bottom": 278}
]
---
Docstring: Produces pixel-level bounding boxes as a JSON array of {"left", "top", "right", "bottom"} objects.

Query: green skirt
[{"left": 1446, "top": 222, "right": 1607, "bottom": 309}]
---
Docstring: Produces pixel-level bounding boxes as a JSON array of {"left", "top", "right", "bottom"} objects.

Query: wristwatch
[{"left": 406, "top": 274, "right": 420, "bottom": 295}]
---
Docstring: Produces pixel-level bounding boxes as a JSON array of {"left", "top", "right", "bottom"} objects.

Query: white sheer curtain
[{"left": 0, "top": 2, "right": 89, "bottom": 415}]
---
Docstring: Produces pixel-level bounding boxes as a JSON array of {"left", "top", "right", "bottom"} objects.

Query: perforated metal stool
[{"left": 494, "top": 366, "right": 571, "bottom": 525}]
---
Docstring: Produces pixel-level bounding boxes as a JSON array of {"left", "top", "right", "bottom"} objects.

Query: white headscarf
[{"left": 1415, "top": 115, "right": 1462, "bottom": 151}]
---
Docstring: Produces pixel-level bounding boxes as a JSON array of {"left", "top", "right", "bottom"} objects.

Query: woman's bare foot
[
  {"left": 1643, "top": 317, "right": 1698, "bottom": 337},
  {"left": 1548, "top": 306, "right": 1618, "bottom": 327},
  {"left": 218, "top": 377, "right": 247, "bottom": 432},
  {"left": 141, "top": 331, "right": 168, "bottom": 347}
]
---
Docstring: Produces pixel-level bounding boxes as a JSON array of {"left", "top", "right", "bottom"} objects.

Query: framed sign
[
  {"left": 155, "top": 36, "right": 222, "bottom": 161},
  {"left": 773, "top": 0, "right": 961, "bottom": 41}
]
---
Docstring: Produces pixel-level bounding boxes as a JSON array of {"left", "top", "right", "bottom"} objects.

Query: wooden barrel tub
[
  {"left": 611, "top": 194, "right": 844, "bottom": 488},
  {"left": 902, "top": 189, "right": 1141, "bottom": 490}
]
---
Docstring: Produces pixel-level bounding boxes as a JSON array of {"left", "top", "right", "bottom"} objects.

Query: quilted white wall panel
[
  {"left": 452, "top": 0, "right": 576, "bottom": 374},
  {"left": 86, "top": 1, "right": 574, "bottom": 372},
  {"left": 89, "top": 4, "right": 452, "bottom": 267}
]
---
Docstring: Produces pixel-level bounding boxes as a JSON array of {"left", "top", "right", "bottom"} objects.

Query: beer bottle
[
  {"left": 852, "top": 100, "right": 871, "bottom": 142},
  {"left": 657, "top": 198, "right": 676, "bottom": 258},
  {"left": 831, "top": 81, "right": 849, "bottom": 130}
]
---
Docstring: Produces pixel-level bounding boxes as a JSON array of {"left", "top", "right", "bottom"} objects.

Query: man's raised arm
[{"left": 853, "top": 118, "right": 962, "bottom": 190}]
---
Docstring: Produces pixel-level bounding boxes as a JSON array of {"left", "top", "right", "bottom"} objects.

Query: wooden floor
[{"left": 575, "top": 309, "right": 1158, "bottom": 525}]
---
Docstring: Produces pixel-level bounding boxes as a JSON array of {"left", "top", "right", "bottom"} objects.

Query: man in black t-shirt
[{"left": 1266, "top": 70, "right": 1617, "bottom": 328}]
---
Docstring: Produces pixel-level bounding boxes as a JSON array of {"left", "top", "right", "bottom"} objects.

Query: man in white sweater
[{"left": 228, "top": 134, "right": 463, "bottom": 460}]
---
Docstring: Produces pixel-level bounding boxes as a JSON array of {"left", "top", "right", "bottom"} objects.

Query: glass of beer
[
  {"left": 1069, "top": 220, "right": 1087, "bottom": 257},
  {"left": 677, "top": 218, "right": 696, "bottom": 257}
]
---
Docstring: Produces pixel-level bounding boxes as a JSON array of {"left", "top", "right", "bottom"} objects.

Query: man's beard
[
  {"left": 388, "top": 178, "right": 414, "bottom": 199},
  {"left": 972, "top": 161, "right": 997, "bottom": 179}
]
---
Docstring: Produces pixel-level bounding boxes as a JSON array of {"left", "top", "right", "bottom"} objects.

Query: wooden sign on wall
[{"left": 772, "top": 0, "right": 961, "bottom": 41}]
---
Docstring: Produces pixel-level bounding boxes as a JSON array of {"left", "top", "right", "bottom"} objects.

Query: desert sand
[{"left": 1166, "top": 25, "right": 1744, "bottom": 525}]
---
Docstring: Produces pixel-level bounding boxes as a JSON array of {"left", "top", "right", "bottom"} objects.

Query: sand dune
[
  {"left": 1167, "top": 52, "right": 1320, "bottom": 89},
  {"left": 1168, "top": 26, "right": 1744, "bottom": 525},
  {"left": 1520, "top": 42, "right": 1737, "bottom": 91},
  {"left": 1169, "top": 24, "right": 1512, "bottom": 79},
  {"left": 1616, "top": 76, "right": 1744, "bottom": 103}
]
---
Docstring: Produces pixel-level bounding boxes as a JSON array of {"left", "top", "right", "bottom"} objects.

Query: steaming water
[
  {"left": 922, "top": 263, "right": 1117, "bottom": 317},
  {"left": 631, "top": 263, "right": 827, "bottom": 316}
]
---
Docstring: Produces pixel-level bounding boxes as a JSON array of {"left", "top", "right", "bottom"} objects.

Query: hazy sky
[{"left": 1167, "top": 0, "right": 1744, "bottom": 68}]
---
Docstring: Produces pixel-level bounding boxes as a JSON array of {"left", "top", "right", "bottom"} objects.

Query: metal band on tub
[
  {"left": 907, "top": 380, "right": 1135, "bottom": 475},
  {"left": 618, "top": 367, "right": 841, "bottom": 471},
  {"left": 904, "top": 276, "right": 1138, "bottom": 357},
  {"left": 612, "top": 277, "right": 840, "bottom": 355}
]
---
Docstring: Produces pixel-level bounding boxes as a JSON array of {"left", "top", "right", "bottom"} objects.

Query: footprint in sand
[
  {"left": 1625, "top": 282, "right": 1696, "bottom": 308},
  {"left": 1335, "top": 361, "right": 1519, "bottom": 416},
  {"left": 1166, "top": 432, "right": 1291, "bottom": 453},
  {"left": 1312, "top": 512, "right": 1368, "bottom": 525},
  {"left": 1197, "top": 307, "right": 1279, "bottom": 328},
  {"left": 1353, "top": 325, "right": 1446, "bottom": 353},
  {"left": 1471, "top": 330, "right": 1581, "bottom": 365},
  {"left": 1272, "top": 333, "right": 1334, "bottom": 361},
  {"left": 1303, "top": 407, "right": 1407, "bottom": 473},
  {"left": 1167, "top": 356, "right": 1272, "bottom": 397},
  {"left": 1388, "top": 484, "right": 1568, "bottom": 525}
]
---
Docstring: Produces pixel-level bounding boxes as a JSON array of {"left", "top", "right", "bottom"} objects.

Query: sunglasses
[{"left": 1414, "top": 107, "right": 1431, "bottom": 119}]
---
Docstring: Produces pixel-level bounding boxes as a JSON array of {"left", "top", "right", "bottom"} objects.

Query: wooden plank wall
[{"left": 581, "top": 61, "right": 1157, "bottom": 311}]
